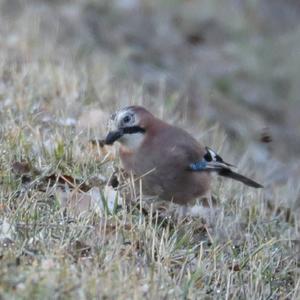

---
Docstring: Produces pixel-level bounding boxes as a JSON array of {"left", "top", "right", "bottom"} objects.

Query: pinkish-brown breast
[{"left": 118, "top": 121, "right": 212, "bottom": 205}]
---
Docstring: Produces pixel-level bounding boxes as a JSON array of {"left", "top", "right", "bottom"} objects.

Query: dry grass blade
[{"left": 0, "top": 0, "right": 299, "bottom": 299}]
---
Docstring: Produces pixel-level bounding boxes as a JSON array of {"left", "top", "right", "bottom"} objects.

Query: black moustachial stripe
[
  {"left": 122, "top": 126, "right": 145, "bottom": 134},
  {"left": 105, "top": 126, "right": 145, "bottom": 145}
]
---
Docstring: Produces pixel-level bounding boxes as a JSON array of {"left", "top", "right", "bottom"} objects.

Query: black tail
[{"left": 218, "top": 168, "right": 263, "bottom": 188}]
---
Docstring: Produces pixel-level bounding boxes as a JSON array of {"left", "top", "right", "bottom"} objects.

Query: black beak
[
  {"left": 104, "top": 126, "right": 146, "bottom": 145},
  {"left": 105, "top": 129, "right": 124, "bottom": 145}
]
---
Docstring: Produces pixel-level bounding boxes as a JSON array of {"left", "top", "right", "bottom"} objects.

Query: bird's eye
[{"left": 123, "top": 115, "right": 131, "bottom": 124}]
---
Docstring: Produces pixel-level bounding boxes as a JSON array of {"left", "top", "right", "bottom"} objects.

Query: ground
[{"left": 0, "top": 0, "right": 299, "bottom": 299}]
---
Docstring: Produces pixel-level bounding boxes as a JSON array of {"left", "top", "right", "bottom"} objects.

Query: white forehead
[
  {"left": 113, "top": 107, "right": 140, "bottom": 126},
  {"left": 115, "top": 109, "right": 130, "bottom": 123}
]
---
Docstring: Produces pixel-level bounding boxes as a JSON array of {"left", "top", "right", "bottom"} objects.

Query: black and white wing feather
[{"left": 189, "top": 147, "right": 263, "bottom": 188}]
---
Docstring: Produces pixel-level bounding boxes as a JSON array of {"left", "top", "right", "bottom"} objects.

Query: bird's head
[{"left": 105, "top": 106, "right": 154, "bottom": 150}]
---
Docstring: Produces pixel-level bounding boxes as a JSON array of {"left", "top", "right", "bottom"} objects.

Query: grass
[
  {"left": 0, "top": 62, "right": 298, "bottom": 300},
  {"left": 0, "top": 0, "right": 299, "bottom": 299}
]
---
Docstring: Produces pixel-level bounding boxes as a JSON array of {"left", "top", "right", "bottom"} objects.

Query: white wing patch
[
  {"left": 207, "top": 148, "right": 218, "bottom": 161},
  {"left": 204, "top": 147, "right": 235, "bottom": 167}
]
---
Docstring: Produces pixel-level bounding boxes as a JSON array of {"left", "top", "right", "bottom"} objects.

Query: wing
[{"left": 189, "top": 147, "right": 263, "bottom": 188}]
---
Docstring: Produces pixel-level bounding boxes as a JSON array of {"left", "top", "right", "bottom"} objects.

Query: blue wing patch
[
  {"left": 189, "top": 147, "right": 234, "bottom": 172},
  {"left": 189, "top": 161, "right": 208, "bottom": 171}
]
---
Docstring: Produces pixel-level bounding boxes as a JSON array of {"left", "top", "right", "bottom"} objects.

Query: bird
[{"left": 104, "top": 106, "right": 263, "bottom": 205}]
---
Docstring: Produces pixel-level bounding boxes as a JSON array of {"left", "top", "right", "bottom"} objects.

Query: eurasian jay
[{"left": 105, "top": 106, "right": 263, "bottom": 205}]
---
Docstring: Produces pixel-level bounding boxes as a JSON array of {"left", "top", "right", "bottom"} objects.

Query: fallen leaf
[
  {"left": 89, "top": 186, "right": 123, "bottom": 215},
  {"left": 56, "top": 185, "right": 123, "bottom": 217},
  {"left": 44, "top": 174, "right": 91, "bottom": 192},
  {"left": 11, "top": 161, "right": 31, "bottom": 175},
  {"left": 57, "top": 188, "right": 93, "bottom": 217},
  {"left": 0, "top": 218, "right": 15, "bottom": 241}
]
